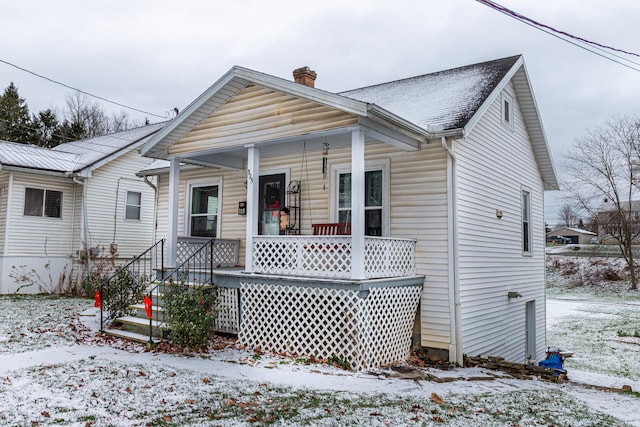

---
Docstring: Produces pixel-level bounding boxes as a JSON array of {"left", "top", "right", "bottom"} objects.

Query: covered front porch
[{"left": 140, "top": 66, "right": 431, "bottom": 369}]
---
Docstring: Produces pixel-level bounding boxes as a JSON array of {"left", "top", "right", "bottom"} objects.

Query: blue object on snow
[{"left": 539, "top": 353, "right": 565, "bottom": 375}]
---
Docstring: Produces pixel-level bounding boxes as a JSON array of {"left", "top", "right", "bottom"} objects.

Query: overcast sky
[{"left": 2, "top": 0, "right": 639, "bottom": 223}]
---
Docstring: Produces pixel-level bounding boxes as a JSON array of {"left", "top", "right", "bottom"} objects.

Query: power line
[
  {"left": 0, "top": 58, "right": 166, "bottom": 119},
  {"left": 475, "top": 0, "right": 640, "bottom": 73}
]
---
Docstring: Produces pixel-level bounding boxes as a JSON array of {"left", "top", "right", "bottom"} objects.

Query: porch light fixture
[
  {"left": 507, "top": 291, "right": 522, "bottom": 299},
  {"left": 279, "top": 207, "right": 290, "bottom": 231}
]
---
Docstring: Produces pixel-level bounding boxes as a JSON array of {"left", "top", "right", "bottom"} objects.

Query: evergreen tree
[
  {"left": 32, "top": 108, "right": 62, "bottom": 147},
  {"left": 0, "top": 82, "right": 33, "bottom": 143}
]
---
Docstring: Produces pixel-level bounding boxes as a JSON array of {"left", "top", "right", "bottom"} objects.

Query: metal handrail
[
  {"left": 146, "top": 238, "right": 216, "bottom": 343},
  {"left": 98, "top": 239, "right": 165, "bottom": 331}
]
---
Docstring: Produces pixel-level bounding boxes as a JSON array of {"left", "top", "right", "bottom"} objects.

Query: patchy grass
[
  {"left": 0, "top": 295, "right": 88, "bottom": 354},
  {"left": 0, "top": 359, "right": 626, "bottom": 426},
  {"left": 0, "top": 286, "right": 638, "bottom": 426}
]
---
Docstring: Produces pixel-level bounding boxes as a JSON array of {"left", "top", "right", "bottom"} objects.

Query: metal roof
[{"left": 0, "top": 123, "right": 165, "bottom": 175}]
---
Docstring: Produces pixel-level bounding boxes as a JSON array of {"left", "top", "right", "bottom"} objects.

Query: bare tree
[
  {"left": 558, "top": 203, "right": 579, "bottom": 228},
  {"left": 65, "top": 91, "right": 110, "bottom": 138},
  {"left": 565, "top": 115, "right": 640, "bottom": 290},
  {"left": 63, "top": 91, "right": 140, "bottom": 139}
]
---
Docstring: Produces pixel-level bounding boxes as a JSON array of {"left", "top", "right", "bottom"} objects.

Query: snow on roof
[
  {"left": 339, "top": 56, "right": 520, "bottom": 131},
  {"left": 0, "top": 140, "right": 79, "bottom": 172},
  {"left": 549, "top": 227, "right": 596, "bottom": 235},
  {"left": 51, "top": 122, "right": 166, "bottom": 170},
  {"left": 0, "top": 123, "right": 165, "bottom": 174}
]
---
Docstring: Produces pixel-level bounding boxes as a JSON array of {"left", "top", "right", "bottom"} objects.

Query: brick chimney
[{"left": 293, "top": 66, "right": 317, "bottom": 87}]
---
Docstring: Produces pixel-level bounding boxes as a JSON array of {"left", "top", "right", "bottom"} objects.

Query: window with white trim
[
  {"left": 187, "top": 179, "right": 221, "bottom": 238},
  {"left": 24, "top": 188, "right": 62, "bottom": 218},
  {"left": 125, "top": 191, "right": 141, "bottom": 220},
  {"left": 332, "top": 160, "right": 389, "bottom": 236},
  {"left": 522, "top": 189, "right": 532, "bottom": 254},
  {"left": 501, "top": 91, "right": 514, "bottom": 129}
]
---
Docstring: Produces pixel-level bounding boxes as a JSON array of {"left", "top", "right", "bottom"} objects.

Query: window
[
  {"left": 522, "top": 189, "right": 532, "bottom": 254},
  {"left": 125, "top": 191, "right": 141, "bottom": 220},
  {"left": 333, "top": 160, "right": 389, "bottom": 236},
  {"left": 24, "top": 188, "right": 62, "bottom": 218},
  {"left": 501, "top": 92, "right": 514, "bottom": 128},
  {"left": 189, "top": 184, "right": 219, "bottom": 237}
]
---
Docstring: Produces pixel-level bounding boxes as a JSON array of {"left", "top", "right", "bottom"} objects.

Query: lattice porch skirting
[{"left": 237, "top": 281, "right": 422, "bottom": 370}]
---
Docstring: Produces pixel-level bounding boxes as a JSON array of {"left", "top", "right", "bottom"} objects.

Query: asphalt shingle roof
[{"left": 339, "top": 56, "right": 520, "bottom": 131}]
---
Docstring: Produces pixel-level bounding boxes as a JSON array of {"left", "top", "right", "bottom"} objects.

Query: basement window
[{"left": 24, "top": 188, "right": 62, "bottom": 218}]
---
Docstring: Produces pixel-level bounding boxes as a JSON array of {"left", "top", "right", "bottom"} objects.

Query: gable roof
[
  {"left": 0, "top": 123, "right": 164, "bottom": 176},
  {"left": 141, "top": 56, "right": 558, "bottom": 190},
  {"left": 340, "top": 56, "right": 519, "bottom": 132}
]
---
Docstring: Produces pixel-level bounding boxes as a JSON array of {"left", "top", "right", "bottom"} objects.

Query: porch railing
[
  {"left": 177, "top": 236, "right": 240, "bottom": 267},
  {"left": 252, "top": 235, "right": 416, "bottom": 279},
  {"left": 98, "top": 239, "right": 164, "bottom": 331}
]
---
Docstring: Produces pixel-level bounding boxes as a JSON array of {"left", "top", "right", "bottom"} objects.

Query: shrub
[
  {"left": 101, "top": 269, "right": 149, "bottom": 320},
  {"left": 162, "top": 284, "right": 219, "bottom": 348}
]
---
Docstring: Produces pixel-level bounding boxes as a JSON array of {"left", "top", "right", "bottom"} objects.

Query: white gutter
[
  {"left": 72, "top": 176, "right": 90, "bottom": 275},
  {"left": 441, "top": 136, "right": 463, "bottom": 366},
  {"left": 142, "top": 175, "right": 158, "bottom": 246}
]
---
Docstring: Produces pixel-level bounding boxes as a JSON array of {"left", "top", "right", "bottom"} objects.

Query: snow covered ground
[{"left": 1, "top": 261, "right": 639, "bottom": 426}]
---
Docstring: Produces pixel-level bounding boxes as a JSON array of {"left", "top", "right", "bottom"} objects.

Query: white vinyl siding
[
  {"left": 454, "top": 81, "right": 546, "bottom": 362},
  {"left": 169, "top": 85, "right": 359, "bottom": 155},
  {"left": 83, "top": 150, "right": 157, "bottom": 259},
  {"left": 5, "top": 173, "right": 75, "bottom": 256}
]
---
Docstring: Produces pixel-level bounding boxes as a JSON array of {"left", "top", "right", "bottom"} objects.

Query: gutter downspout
[
  {"left": 3, "top": 172, "right": 14, "bottom": 257},
  {"left": 142, "top": 175, "right": 158, "bottom": 246},
  {"left": 442, "top": 136, "right": 463, "bottom": 366},
  {"left": 72, "top": 176, "right": 90, "bottom": 278}
]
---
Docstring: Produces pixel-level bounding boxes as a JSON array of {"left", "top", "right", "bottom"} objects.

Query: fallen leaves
[{"left": 430, "top": 392, "right": 444, "bottom": 404}]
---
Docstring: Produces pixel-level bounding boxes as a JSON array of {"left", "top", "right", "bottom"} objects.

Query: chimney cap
[{"left": 293, "top": 66, "right": 317, "bottom": 87}]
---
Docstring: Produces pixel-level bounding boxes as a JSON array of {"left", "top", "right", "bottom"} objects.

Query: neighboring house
[
  {"left": 546, "top": 227, "right": 596, "bottom": 245},
  {"left": 596, "top": 200, "right": 640, "bottom": 243},
  {"left": 0, "top": 123, "right": 164, "bottom": 294},
  {"left": 139, "top": 56, "right": 558, "bottom": 368}
]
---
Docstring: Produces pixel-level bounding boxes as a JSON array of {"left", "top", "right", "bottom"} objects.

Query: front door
[{"left": 258, "top": 173, "right": 286, "bottom": 235}]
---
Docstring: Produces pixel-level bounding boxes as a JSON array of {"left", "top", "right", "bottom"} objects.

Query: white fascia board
[
  {"left": 140, "top": 69, "right": 242, "bottom": 158},
  {"left": 2, "top": 165, "right": 69, "bottom": 178},
  {"left": 359, "top": 117, "right": 422, "bottom": 151}
]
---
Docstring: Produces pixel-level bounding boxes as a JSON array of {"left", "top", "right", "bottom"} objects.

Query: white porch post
[
  {"left": 245, "top": 145, "right": 260, "bottom": 272},
  {"left": 167, "top": 158, "right": 180, "bottom": 268},
  {"left": 351, "top": 129, "right": 366, "bottom": 280}
]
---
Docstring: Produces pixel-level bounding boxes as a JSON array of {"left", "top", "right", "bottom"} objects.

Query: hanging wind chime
[{"left": 322, "top": 140, "right": 329, "bottom": 190}]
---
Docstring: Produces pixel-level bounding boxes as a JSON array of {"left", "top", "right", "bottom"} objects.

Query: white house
[
  {"left": 0, "top": 123, "right": 164, "bottom": 294},
  {"left": 138, "top": 56, "right": 558, "bottom": 369}
]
